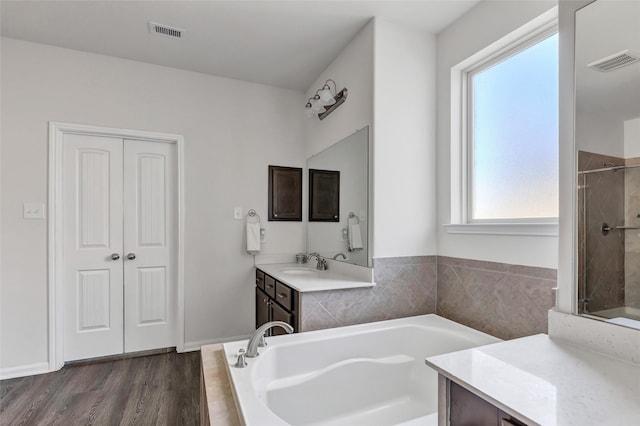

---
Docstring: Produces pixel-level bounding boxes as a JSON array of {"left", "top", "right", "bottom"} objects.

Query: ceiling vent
[
  {"left": 148, "top": 22, "right": 184, "bottom": 39},
  {"left": 587, "top": 50, "right": 639, "bottom": 72}
]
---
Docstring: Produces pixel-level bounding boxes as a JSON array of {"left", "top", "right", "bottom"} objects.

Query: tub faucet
[
  {"left": 245, "top": 321, "right": 294, "bottom": 358},
  {"left": 332, "top": 253, "right": 347, "bottom": 260}
]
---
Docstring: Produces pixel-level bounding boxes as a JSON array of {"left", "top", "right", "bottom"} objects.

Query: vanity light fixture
[{"left": 304, "top": 79, "right": 348, "bottom": 120}]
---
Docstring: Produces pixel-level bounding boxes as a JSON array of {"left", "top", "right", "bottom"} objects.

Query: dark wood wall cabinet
[
  {"left": 268, "top": 165, "right": 302, "bottom": 221},
  {"left": 449, "top": 381, "right": 527, "bottom": 426},
  {"left": 255, "top": 269, "right": 299, "bottom": 335},
  {"left": 309, "top": 169, "right": 340, "bottom": 222}
]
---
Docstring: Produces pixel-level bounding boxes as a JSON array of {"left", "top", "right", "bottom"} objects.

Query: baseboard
[
  {"left": 182, "top": 334, "right": 253, "bottom": 352},
  {"left": 0, "top": 362, "right": 51, "bottom": 380}
]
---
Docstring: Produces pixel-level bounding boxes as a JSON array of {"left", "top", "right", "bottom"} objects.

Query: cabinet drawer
[
  {"left": 264, "top": 275, "right": 276, "bottom": 298},
  {"left": 274, "top": 281, "right": 293, "bottom": 311},
  {"left": 256, "top": 270, "right": 265, "bottom": 291}
]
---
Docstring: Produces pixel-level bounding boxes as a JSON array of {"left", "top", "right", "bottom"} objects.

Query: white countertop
[
  {"left": 425, "top": 334, "right": 640, "bottom": 426},
  {"left": 255, "top": 262, "right": 375, "bottom": 292}
]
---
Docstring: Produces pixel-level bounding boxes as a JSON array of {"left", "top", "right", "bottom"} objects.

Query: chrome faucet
[
  {"left": 332, "top": 252, "right": 347, "bottom": 260},
  {"left": 307, "top": 253, "right": 328, "bottom": 270},
  {"left": 245, "top": 321, "right": 294, "bottom": 358}
]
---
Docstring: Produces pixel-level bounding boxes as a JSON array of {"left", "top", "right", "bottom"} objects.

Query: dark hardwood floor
[{"left": 0, "top": 351, "right": 200, "bottom": 425}]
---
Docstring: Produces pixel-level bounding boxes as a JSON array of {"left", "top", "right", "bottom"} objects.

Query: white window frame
[{"left": 446, "top": 7, "right": 559, "bottom": 237}]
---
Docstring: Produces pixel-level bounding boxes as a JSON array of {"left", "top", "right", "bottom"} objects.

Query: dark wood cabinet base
[{"left": 255, "top": 268, "right": 299, "bottom": 334}]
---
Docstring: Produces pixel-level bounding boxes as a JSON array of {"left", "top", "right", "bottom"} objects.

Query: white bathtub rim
[{"left": 223, "top": 314, "right": 501, "bottom": 426}]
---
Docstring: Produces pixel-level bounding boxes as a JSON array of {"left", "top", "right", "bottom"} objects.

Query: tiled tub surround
[
  {"left": 436, "top": 257, "right": 557, "bottom": 340},
  {"left": 300, "top": 256, "right": 437, "bottom": 331},
  {"left": 297, "top": 256, "right": 556, "bottom": 340}
]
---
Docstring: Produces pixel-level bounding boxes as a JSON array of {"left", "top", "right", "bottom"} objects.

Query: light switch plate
[
  {"left": 24, "top": 202, "right": 45, "bottom": 219},
  {"left": 234, "top": 207, "right": 243, "bottom": 220}
]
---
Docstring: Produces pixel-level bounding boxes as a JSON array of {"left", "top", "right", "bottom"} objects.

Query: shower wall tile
[
  {"left": 578, "top": 150, "right": 624, "bottom": 171},
  {"left": 436, "top": 256, "right": 556, "bottom": 340},
  {"left": 299, "top": 256, "right": 437, "bottom": 332},
  {"left": 578, "top": 151, "right": 626, "bottom": 313},
  {"left": 625, "top": 162, "right": 640, "bottom": 308}
]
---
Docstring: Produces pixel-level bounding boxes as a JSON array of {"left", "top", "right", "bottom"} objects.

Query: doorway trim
[{"left": 48, "top": 122, "right": 186, "bottom": 371}]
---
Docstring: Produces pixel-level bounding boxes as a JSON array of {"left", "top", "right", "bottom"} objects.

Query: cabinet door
[
  {"left": 309, "top": 169, "right": 340, "bottom": 221},
  {"left": 256, "top": 287, "right": 270, "bottom": 329},
  {"left": 270, "top": 302, "right": 293, "bottom": 335},
  {"left": 268, "top": 165, "right": 302, "bottom": 221},
  {"left": 449, "top": 381, "right": 498, "bottom": 426}
]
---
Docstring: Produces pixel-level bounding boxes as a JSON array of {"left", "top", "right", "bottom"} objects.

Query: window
[
  {"left": 447, "top": 10, "right": 559, "bottom": 236},
  {"left": 469, "top": 32, "right": 558, "bottom": 222}
]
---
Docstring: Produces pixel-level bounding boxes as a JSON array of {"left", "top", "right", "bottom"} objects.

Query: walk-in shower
[
  {"left": 578, "top": 151, "right": 640, "bottom": 323},
  {"left": 574, "top": 0, "right": 640, "bottom": 328}
]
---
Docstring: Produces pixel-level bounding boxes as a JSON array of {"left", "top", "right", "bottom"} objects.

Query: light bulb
[
  {"left": 304, "top": 107, "right": 315, "bottom": 118},
  {"left": 311, "top": 99, "right": 326, "bottom": 113},
  {"left": 318, "top": 88, "right": 336, "bottom": 106}
]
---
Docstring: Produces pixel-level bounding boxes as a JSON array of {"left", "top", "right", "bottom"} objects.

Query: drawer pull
[
  {"left": 277, "top": 293, "right": 287, "bottom": 299},
  {"left": 265, "top": 284, "right": 274, "bottom": 289}
]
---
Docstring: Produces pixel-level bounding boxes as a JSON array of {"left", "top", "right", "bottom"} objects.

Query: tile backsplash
[
  {"left": 299, "top": 255, "right": 557, "bottom": 340},
  {"left": 436, "top": 256, "right": 556, "bottom": 340},
  {"left": 300, "top": 256, "right": 437, "bottom": 331}
]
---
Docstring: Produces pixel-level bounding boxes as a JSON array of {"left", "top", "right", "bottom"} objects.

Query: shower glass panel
[{"left": 579, "top": 160, "right": 640, "bottom": 322}]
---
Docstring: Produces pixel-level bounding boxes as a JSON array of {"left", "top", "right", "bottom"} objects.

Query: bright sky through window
[{"left": 471, "top": 33, "right": 558, "bottom": 221}]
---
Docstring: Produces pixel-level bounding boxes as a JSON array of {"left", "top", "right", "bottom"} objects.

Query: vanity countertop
[
  {"left": 425, "top": 333, "right": 640, "bottom": 426},
  {"left": 255, "top": 262, "right": 375, "bottom": 292}
]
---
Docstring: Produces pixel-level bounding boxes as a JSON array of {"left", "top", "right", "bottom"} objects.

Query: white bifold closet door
[{"left": 63, "top": 134, "right": 176, "bottom": 362}]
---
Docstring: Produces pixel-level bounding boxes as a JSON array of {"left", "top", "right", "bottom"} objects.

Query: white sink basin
[{"left": 280, "top": 268, "right": 319, "bottom": 276}]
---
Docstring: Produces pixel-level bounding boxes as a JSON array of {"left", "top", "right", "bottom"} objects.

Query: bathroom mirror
[
  {"left": 306, "top": 127, "right": 370, "bottom": 267},
  {"left": 575, "top": 0, "right": 640, "bottom": 327}
]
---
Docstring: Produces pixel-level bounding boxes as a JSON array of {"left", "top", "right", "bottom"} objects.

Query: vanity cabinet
[
  {"left": 448, "top": 381, "right": 527, "bottom": 426},
  {"left": 255, "top": 269, "right": 299, "bottom": 335}
]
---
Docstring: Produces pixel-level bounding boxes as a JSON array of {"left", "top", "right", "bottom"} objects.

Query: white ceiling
[
  {"left": 575, "top": 0, "right": 640, "bottom": 121},
  {"left": 0, "top": 0, "right": 479, "bottom": 91}
]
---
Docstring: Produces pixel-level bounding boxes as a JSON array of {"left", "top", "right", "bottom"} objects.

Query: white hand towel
[
  {"left": 246, "top": 222, "right": 261, "bottom": 254},
  {"left": 348, "top": 223, "right": 363, "bottom": 251}
]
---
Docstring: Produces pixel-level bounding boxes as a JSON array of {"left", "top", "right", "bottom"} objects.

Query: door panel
[
  {"left": 137, "top": 267, "right": 167, "bottom": 324},
  {"left": 63, "top": 134, "right": 124, "bottom": 361},
  {"left": 123, "top": 139, "right": 176, "bottom": 352},
  {"left": 77, "top": 270, "right": 111, "bottom": 330}
]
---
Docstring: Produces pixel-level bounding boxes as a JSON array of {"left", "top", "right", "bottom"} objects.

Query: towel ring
[
  {"left": 246, "top": 209, "right": 261, "bottom": 224},
  {"left": 348, "top": 212, "right": 360, "bottom": 224}
]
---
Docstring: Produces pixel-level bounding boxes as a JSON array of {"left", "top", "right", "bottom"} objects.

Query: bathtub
[{"left": 223, "top": 315, "right": 501, "bottom": 425}]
